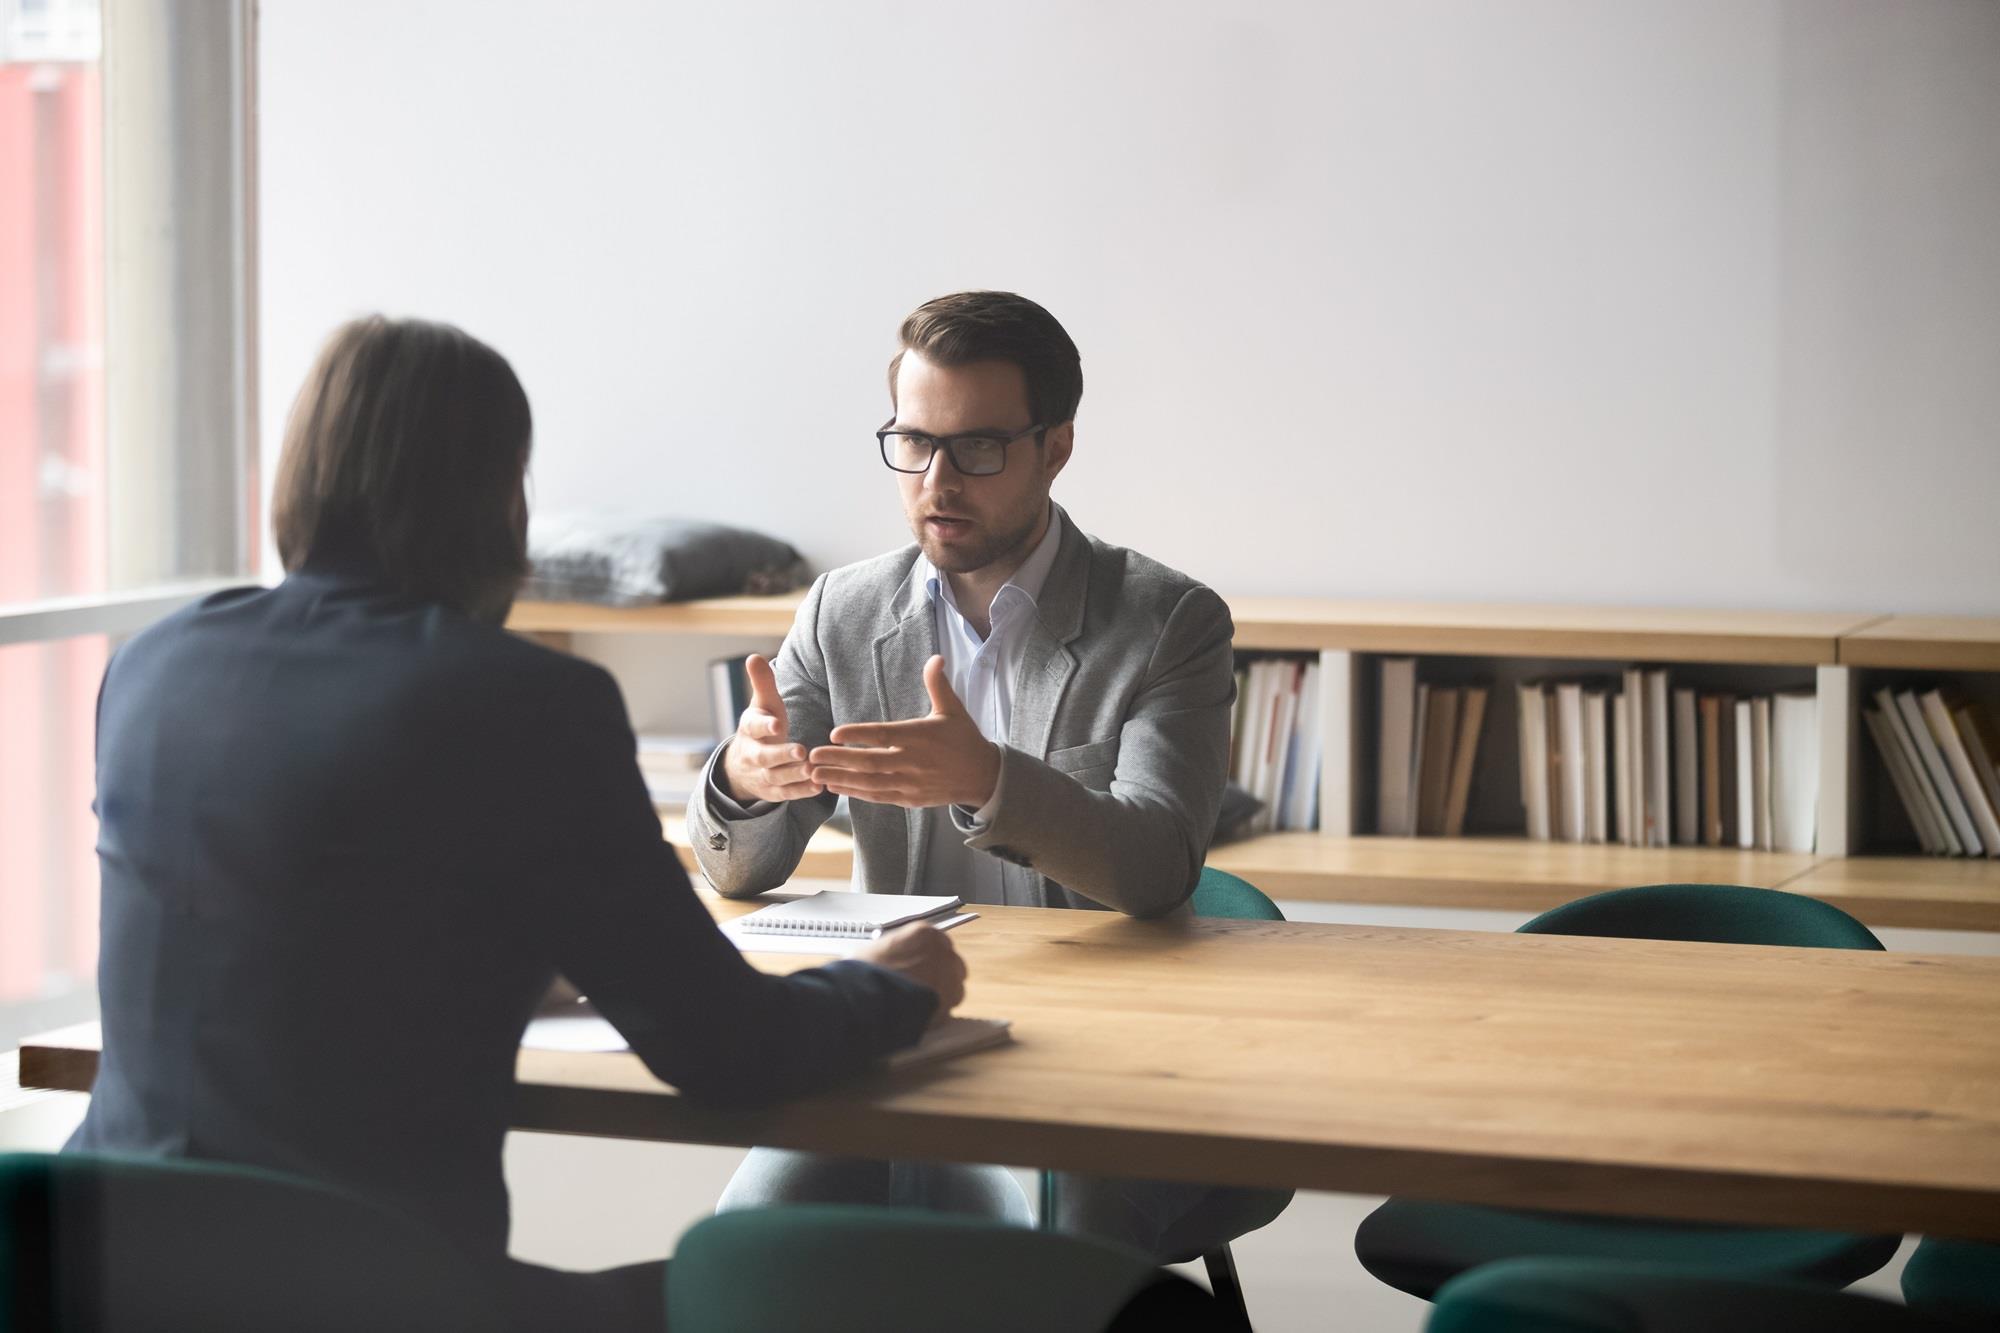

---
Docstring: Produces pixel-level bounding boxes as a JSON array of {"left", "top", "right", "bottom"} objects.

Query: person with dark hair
[
  {"left": 68, "top": 315, "right": 964, "bottom": 1331},
  {"left": 686, "top": 291, "right": 1281, "bottom": 1259}
]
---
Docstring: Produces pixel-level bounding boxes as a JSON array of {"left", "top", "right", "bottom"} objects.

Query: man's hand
[
  {"left": 718, "top": 654, "right": 822, "bottom": 804},
  {"left": 810, "top": 656, "right": 1002, "bottom": 810},
  {"left": 853, "top": 921, "right": 967, "bottom": 1016}
]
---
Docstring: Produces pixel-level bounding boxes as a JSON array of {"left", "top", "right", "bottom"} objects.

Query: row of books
[
  {"left": 1516, "top": 673, "right": 1817, "bottom": 852},
  {"left": 1229, "top": 657, "right": 1324, "bottom": 833},
  {"left": 1375, "top": 659, "right": 1490, "bottom": 837},
  {"left": 1864, "top": 688, "right": 2000, "bottom": 858}
]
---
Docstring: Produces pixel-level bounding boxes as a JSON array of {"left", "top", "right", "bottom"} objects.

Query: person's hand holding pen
[{"left": 855, "top": 921, "right": 967, "bottom": 1019}]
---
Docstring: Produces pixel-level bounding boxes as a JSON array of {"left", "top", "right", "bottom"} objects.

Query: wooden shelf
[
  {"left": 1207, "top": 834, "right": 1821, "bottom": 912},
  {"left": 1778, "top": 856, "right": 2000, "bottom": 933},
  {"left": 509, "top": 592, "right": 804, "bottom": 637},
  {"left": 1225, "top": 598, "right": 1876, "bottom": 665},
  {"left": 1839, "top": 615, "right": 2000, "bottom": 673}
]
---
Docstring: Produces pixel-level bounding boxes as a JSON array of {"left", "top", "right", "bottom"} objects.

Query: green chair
[
  {"left": 1039, "top": 866, "right": 1293, "bottom": 1331},
  {"left": 1902, "top": 1237, "right": 2000, "bottom": 1326},
  {"left": 1354, "top": 884, "right": 1902, "bottom": 1301},
  {"left": 0, "top": 1151, "right": 502, "bottom": 1332},
  {"left": 1428, "top": 1257, "right": 1963, "bottom": 1332},
  {"left": 666, "top": 1204, "right": 1226, "bottom": 1332}
]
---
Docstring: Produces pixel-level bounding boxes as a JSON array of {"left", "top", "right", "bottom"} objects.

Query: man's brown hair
[
  {"left": 889, "top": 291, "right": 1084, "bottom": 426},
  {"left": 272, "top": 315, "right": 532, "bottom": 621}
]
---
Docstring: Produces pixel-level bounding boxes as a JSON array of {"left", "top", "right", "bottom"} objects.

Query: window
[{"left": 1, "top": 0, "right": 255, "bottom": 1047}]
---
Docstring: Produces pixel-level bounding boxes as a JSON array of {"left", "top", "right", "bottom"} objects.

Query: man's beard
[{"left": 915, "top": 502, "right": 1044, "bottom": 575}]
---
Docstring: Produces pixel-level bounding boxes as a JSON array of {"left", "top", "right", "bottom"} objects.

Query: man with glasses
[{"left": 686, "top": 291, "right": 1286, "bottom": 1261}]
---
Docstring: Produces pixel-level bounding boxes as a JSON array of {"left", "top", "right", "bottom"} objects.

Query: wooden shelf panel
[
  {"left": 1839, "top": 616, "right": 2000, "bottom": 673},
  {"left": 662, "top": 813, "right": 855, "bottom": 882},
  {"left": 1225, "top": 598, "right": 1873, "bottom": 665},
  {"left": 1779, "top": 856, "right": 2000, "bottom": 933},
  {"left": 1207, "top": 834, "right": 1821, "bottom": 912},
  {"left": 508, "top": 592, "right": 805, "bottom": 637}
]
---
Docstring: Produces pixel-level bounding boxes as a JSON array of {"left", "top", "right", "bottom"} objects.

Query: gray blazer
[{"left": 686, "top": 507, "right": 1234, "bottom": 917}]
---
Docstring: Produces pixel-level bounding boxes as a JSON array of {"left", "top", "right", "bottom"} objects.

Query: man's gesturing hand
[
  {"left": 810, "top": 656, "right": 1002, "bottom": 810},
  {"left": 854, "top": 922, "right": 967, "bottom": 1016},
  {"left": 718, "top": 654, "right": 823, "bottom": 804}
]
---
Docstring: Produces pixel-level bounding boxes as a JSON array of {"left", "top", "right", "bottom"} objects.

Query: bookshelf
[{"left": 512, "top": 596, "right": 2000, "bottom": 932}]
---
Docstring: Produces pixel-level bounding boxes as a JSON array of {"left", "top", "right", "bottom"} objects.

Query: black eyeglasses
[{"left": 876, "top": 418, "right": 1047, "bottom": 477}]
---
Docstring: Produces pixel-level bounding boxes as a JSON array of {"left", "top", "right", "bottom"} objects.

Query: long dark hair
[{"left": 272, "top": 316, "right": 532, "bottom": 621}]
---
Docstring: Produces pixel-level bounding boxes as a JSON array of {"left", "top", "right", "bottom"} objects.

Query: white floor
[{"left": 14, "top": 877, "right": 1985, "bottom": 1330}]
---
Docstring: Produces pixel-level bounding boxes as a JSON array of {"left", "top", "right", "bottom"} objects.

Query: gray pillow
[{"left": 524, "top": 513, "right": 811, "bottom": 606}]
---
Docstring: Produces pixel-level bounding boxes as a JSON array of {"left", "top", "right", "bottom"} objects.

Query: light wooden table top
[{"left": 23, "top": 897, "right": 2000, "bottom": 1241}]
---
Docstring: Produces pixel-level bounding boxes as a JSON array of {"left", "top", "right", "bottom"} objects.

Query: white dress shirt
[{"left": 917, "top": 505, "right": 1063, "bottom": 905}]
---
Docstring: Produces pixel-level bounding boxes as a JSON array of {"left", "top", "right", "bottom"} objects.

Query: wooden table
[{"left": 23, "top": 898, "right": 2000, "bottom": 1241}]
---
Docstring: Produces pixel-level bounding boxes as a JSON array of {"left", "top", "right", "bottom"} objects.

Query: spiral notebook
[{"left": 730, "top": 891, "right": 965, "bottom": 939}]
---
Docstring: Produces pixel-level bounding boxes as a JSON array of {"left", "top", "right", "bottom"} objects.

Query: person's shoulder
[
  {"left": 816, "top": 544, "right": 923, "bottom": 601},
  {"left": 1077, "top": 528, "right": 1224, "bottom": 619}
]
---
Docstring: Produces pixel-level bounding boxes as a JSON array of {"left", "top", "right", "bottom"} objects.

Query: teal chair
[
  {"left": 666, "top": 1204, "right": 1225, "bottom": 1332},
  {"left": 1428, "top": 1257, "right": 1963, "bottom": 1332},
  {"left": 1902, "top": 1237, "right": 2000, "bottom": 1326},
  {"left": 0, "top": 1151, "right": 501, "bottom": 1331},
  {"left": 1039, "top": 866, "right": 1293, "bottom": 1331},
  {"left": 1354, "top": 884, "right": 1902, "bottom": 1301}
]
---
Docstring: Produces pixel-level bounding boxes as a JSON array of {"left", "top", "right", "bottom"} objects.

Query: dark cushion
[
  {"left": 1356, "top": 1199, "right": 1901, "bottom": 1302},
  {"left": 525, "top": 513, "right": 810, "bottom": 606},
  {"left": 1431, "top": 1257, "right": 1962, "bottom": 1333},
  {"left": 1901, "top": 1237, "right": 2000, "bottom": 1324}
]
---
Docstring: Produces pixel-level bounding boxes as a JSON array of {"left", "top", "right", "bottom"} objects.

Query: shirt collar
[{"left": 923, "top": 503, "right": 1063, "bottom": 621}]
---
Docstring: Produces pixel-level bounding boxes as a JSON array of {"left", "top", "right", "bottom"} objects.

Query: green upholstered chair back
[
  {"left": 667, "top": 1205, "right": 1222, "bottom": 1332},
  {"left": 1428, "top": 1257, "right": 1960, "bottom": 1332},
  {"left": 1901, "top": 1237, "right": 2000, "bottom": 1325},
  {"left": 1190, "top": 866, "right": 1286, "bottom": 922},
  {"left": 0, "top": 1152, "right": 500, "bottom": 1332},
  {"left": 1519, "top": 884, "right": 1884, "bottom": 951}
]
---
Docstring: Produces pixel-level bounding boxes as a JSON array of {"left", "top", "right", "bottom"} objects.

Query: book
[
  {"left": 1264, "top": 660, "right": 1305, "bottom": 834},
  {"left": 1378, "top": 659, "right": 1419, "bottom": 837},
  {"left": 732, "top": 891, "right": 966, "bottom": 938},
  {"left": 1894, "top": 689, "right": 1982, "bottom": 855},
  {"left": 1417, "top": 686, "right": 1461, "bottom": 836},
  {"left": 1612, "top": 686, "right": 1634, "bottom": 846},
  {"left": 1518, "top": 681, "right": 1551, "bottom": 841},
  {"left": 1734, "top": 697, "right": 1755, "bottom": 850},
  {"left": 1282, "top": 662, "right": 1324, "bottom": 832},
  {"left": 1700, "top": 695, "right": 1723, "bottom": 847},
  {"left": 1770, "top": 690, "right": 1818, "bottom": 854},
  {"left": 1645, "top": 670, "right": 1670, "bottom": 848},
  {"left": 1751, "top": 695, "right": 1773, "bottom": 852},
  {"left": 1922, "top": 690, "right": 2000, "bottom": 857},
  {"left": 884, "top": 1015, "right": 1014, "bottom": 1071},
  {"left": 1875, "top": 687, "right": 1961, "bottom": 856},
  {"left": 708, "top": 655, "right": 753, "bottom": 743},
  {"left": 1582, "top": 687, "right": 1608, "bottom": 845},
  {"left": 1865, "top": 707, "right": 1946, "bottom": 854},
  {"left": 1953, "top": 703, "right": 2000, "bottom": 846},
  {"left": 1441, "top": 685, "right": 1488, "bottom": 838},
  {"left": 1555, "top": 682, "right": 1586, "bottom": 843},
  {"left": 1673, "top": 688, "right": 1699, "bottom": 846},
  {"left": 1717, "top": 694, "right": 1738, "bottom": 848}
]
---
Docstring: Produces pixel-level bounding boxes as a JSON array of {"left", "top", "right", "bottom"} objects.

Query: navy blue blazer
[{"left": 68, "top": 555, "right": 935, "bottom": 1257}]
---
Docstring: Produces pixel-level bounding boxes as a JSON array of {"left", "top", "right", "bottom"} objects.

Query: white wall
[{"left": 257, "top": 0, "right": 2000, "bottom": 614}]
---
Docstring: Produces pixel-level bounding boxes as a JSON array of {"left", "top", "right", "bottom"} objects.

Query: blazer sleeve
[
  {"left": 960, "top": 584, "right": 1234, "bottom": 918},
  {"left": 684, "top": 574, "right": 840, "bottom": 897},
  {"left": 527, "top": 655, "right": 934, "bottom": 1106}
]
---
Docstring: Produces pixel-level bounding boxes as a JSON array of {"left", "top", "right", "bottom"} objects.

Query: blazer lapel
[
  {"left": 873, "top": 563, "right": 939, "bottom": 895},
  {"left": 1007, "top": 507, "right": 1090, "bottom": 762}
]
